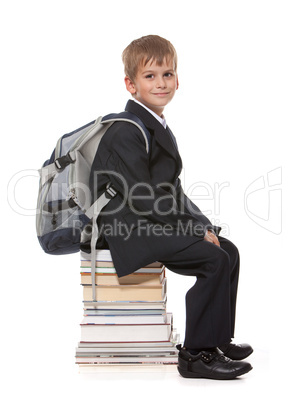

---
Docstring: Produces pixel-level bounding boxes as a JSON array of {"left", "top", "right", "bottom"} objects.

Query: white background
[{"left": 1, "top": 0, "right": 287, "bottom": 400}]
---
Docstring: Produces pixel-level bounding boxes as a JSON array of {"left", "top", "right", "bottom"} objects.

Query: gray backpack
[{"left": 36, "top": 112, "right": 150, "bottom": 299}]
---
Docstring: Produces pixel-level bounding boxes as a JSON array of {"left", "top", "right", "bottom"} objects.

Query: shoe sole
[{"left": 177, "top": 365, "right": 253, "bottom": 380}]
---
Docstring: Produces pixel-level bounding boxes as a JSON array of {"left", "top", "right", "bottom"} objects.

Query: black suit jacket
[{"left": 89, "top": 100, "right": 221, "bottom": 277}]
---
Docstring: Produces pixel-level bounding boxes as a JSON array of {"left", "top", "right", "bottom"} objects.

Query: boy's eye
[{"left": 144, "top": 72, "right": 174, "bottom": 79}]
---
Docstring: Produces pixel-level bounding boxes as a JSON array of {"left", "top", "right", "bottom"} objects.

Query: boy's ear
[
  {"left": 124, "top": 76, "right": 136, "bottom": 95},
  {"left": 176, "top": 75, "right": 179, "bottom": 90}
]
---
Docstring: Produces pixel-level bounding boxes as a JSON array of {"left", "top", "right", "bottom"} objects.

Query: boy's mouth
[{"left": 152, "top": 92, "right": 170, "bottom": 96}]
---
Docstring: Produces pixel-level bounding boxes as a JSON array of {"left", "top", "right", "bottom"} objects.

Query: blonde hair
[{"left": 122, "top": 35, "right": 177, "bottom": 81}]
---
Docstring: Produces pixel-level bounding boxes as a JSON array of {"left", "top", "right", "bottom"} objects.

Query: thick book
[
  {"left": 80, "top": 313, "right": 172, "bottom": 342},
  {"left": 80, "top": 266, "right": 164, "bottom": 274},
  {"left": 77, "top": 330, "right": 180, "bottom": 348},
  {"left": 80, "top": 270, "right": 165, "bottom": 286},
  {"left": 81, "top": 261, "right": 163, "bottom": 269},
  {"left": 78, "top": 340, "right": 175, "bottom": 348},
  {"left": 82, "top": 278, "right": 167, "bottom": 302}
]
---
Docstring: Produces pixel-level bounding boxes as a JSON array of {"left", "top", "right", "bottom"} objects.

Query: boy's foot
[
  {"left": 176, "top": 344, "right": 252, "bottom": 380},
  {"left": 219, "top": 342, "right": 253, "bottom": 360}
]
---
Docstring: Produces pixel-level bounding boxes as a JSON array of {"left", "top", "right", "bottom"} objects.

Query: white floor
[
  {"left": 76, "top": 348, "right": 270, "bottom": 398},
  {"left": 2, "top": 346, "right": 274, "bottom": 402}
]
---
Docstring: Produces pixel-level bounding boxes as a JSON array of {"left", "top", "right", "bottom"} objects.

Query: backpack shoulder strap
[{"left": 101, "top": 111, "right": 151, "bottom": 153}]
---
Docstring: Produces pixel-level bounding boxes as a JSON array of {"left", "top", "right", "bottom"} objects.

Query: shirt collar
[{"left": 132, "top": 99, "right": 167, "bottom": 129}]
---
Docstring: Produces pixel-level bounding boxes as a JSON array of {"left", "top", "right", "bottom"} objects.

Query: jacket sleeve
[
  {"left": 175, "top": 178, "right": 222, "bottom": 236},
  {"left": 101, "top": 122, "right": 214, "bottom": 238}
]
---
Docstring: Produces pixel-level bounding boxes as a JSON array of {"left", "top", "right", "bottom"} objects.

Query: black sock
[
  {"left": 185, "top": 348, "right": 202, "bottom": 355},
  {"left": 185, "top": 347, "right": 216, "bottom": 355}
]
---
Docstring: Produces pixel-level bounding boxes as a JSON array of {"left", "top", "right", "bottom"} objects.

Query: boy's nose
[{"left": 156, "top": 77, "right": 166, "bottom": 88}]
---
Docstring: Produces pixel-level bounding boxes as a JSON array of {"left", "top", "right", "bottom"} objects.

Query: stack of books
[{"left": 76, "top": 249, "right": 180, "bottom": 371}]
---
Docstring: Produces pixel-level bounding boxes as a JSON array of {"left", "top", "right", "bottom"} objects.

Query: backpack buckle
[
  {"left": 105, "top": 182, "right": 117, "bottom": 199},
  {"left": 55, "top": 153, "right": 74, "bottom": 170}
]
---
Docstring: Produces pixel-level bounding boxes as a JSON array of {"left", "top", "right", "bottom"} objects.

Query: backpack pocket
[{"left": 37, "top": 199, "right": 87, "bottom": 255}]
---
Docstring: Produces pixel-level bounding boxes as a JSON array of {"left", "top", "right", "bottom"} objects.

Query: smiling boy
[
  {"left": 89, "top": 35, "right": 253, "bottom": 379},
  {"left": 124, "top": 58, "right": 178, "bottom": 116}
]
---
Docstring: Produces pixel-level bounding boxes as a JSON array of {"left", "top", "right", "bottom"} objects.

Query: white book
[
  {"left": 75, "top": 346, "right": 177, "bottom": 354},
  {"left": 80, "top": 314, "right": 172, "bottom": 342},
  {"left": 81, "top": 250, "right": 112, "bottom": 261},
  {"left": 83, "top": 309, "right": 165, "bottom": 316},
  {"left": 80, "top": 250, "right": 163, "bottom": 269},
  {"left": 77, "top": 331, "right": 180, "bottom": 349},
  {"left": 81, "top": 312, "right": 170, "bottom": 325},
  {"left": 83, "top": 298, "right": 167, "bottom": 309}
]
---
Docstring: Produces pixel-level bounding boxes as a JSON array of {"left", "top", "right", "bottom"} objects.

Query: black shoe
[
  {"left": 176, "top": 344, "right": 253, "bottom": 380},
  {"left": 220, "top": 343, "right": 253, "bottom": 360}
]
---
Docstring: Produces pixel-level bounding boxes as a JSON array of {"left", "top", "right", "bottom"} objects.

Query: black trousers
[{"left": 160, "top": 236, "right": 240, "bottom": 350}]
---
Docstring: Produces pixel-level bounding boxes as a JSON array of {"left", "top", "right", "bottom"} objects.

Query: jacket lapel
[{"left": 125, "top": 100, "right": 180, "bottom": 162}]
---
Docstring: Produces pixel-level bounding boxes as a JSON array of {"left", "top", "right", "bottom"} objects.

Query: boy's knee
[
  {"left": 208, "top": 247, "right": 230, "bottom": 274},
  {"left": 220, "top": 238, "right": 239, "bottom": 260}
]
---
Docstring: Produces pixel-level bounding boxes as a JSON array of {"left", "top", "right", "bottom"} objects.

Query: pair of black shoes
[{"left": 177, "top": 343, "right": 253, "bottom": 380}]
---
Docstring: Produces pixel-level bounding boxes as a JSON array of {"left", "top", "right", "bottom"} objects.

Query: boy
[{"left": 89, "top": 35, "right": 253, "bottom": 379}]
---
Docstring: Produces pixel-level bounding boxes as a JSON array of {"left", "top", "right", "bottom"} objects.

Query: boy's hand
[{"left": 204, "top": 230, "right": 220, "bottom": 247}]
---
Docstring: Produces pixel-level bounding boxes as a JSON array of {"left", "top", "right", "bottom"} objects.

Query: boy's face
[{"left": 125, "top": 58, "right": 179, "bottom": 116}]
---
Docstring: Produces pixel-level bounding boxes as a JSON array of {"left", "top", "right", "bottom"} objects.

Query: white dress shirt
[{"left": 132, "top": 99, "right": 167, "bottom": 128}]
